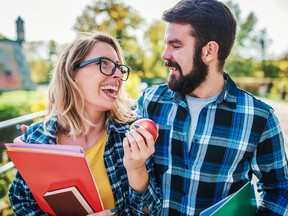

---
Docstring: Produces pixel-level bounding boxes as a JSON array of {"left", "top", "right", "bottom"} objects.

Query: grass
[
  {"left": 0, "top": 89, "right": 48, "bottom": 121},
  {"left": 0, "top": 90, "right": 47, "bottom": 106}
]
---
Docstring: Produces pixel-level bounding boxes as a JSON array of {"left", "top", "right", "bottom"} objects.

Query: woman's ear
[{"left": 202, "top": 41, "right": 219, "bottom": 63}]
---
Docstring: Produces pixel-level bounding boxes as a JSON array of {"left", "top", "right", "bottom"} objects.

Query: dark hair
[{"left": 162, "top": 0, "right": 236, "bottom": 70}]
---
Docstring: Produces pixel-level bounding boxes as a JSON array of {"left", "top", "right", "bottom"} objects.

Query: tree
[
  {"left": 73, "top": 0, "right": 145, "bottom": 73},
  {"left": 142, "top": 21, "right": 167, "bottom": 83},
  {"left": 24, "top": 41, "right": 46, "bottom": 61},
  {"left": 29, "top": 59, "right": 50, "bottom": 83},
  {"left": 25, "top": 40, "right": 64, "bottom": 84},
  {"left": 225, "top": 0, "right": 270, "bottom": 77},
  {"left": 73, "top": 0, "right": 142, "bottom": 39},
  {"left": 226, "top": 1, "right": 262, "bottom": 59}
]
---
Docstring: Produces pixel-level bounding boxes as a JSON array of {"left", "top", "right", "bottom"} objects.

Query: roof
[{"left": 0, "top": 34, "right": 14, "bottom": 42}]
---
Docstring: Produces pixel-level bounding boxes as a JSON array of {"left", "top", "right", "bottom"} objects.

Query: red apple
[{"left": 130, "top": 118, "right": 158, "bottom": 141}]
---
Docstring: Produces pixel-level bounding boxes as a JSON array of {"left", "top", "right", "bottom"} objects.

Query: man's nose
[{"left": 161, "top": 47, "right": 171, "bottom": 60}]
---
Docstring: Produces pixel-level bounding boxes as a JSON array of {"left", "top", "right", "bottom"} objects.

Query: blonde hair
[{"left": 44, "top": 32, "right": 138, "bottom": 138}]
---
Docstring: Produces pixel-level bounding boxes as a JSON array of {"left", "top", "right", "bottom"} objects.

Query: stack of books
[{"left": 6, "top": 143, "right": 104, "bottom": 216}]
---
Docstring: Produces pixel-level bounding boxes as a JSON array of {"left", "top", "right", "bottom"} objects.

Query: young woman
[{"left": 8, "top": 32, "right": 162, "bottom": 216}]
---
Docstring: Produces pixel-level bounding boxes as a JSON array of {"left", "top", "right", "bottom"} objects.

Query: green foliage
[
  {"left": 0, "top": 168, "right": 15, "bottom": 216},
  {"left": 0, "top": 104, "right": 30, "bottom": 121},
  {"left": 225, "top": 57, "right": 256, "bottom": 77},
  {"left": 143, "top": 21, "right": 168, "bottom": 79},
  {"left": 0, "top": 170, "right": 14, "bottom": 199},
  {"left": 268, "top": 58, "right": 288, "bottom": 78},
  {"left": 235, "top": 12, "right": 258, "bottom": 48},
  {"left": 0, "top": 90, "right": 47, "bottom": 121},
  {"left": 225, "top": 1, "right": 272, "bottom": 77},
  {"left": 24, "top": 40, "right": 66, "bottom": 84},
  {"left": 262, "top": 62, "right": 281, "bottom": 78},
  {"left": 73, "top": 0, "right": 146, "bottom": 80},
  {"left": 29, "top": 59, "right": 50, "bottom": 83},
  {"left": 122, "top": 38, "right": 145, "bottom": 74},
  {"left": 226, "top": 0, "right": 263, "bottom": 58},
  {"left": 269, "top": 78, "right": 288, "bottom": 99},
  {"left": 125, "top": 73, "right": 141, "bottom": 99},
  {"left": 73, "top": 0, "right": 143, "bottom": 39}
]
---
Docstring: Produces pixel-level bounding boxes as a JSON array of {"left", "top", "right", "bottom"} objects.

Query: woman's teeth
[{"left": 100, "top": 85, "right": 118, "bottom": 91}]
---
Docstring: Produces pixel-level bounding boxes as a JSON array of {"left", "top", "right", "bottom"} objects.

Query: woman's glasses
[{"left": 77, "top": 57, "right": 130, "bottom": 81}]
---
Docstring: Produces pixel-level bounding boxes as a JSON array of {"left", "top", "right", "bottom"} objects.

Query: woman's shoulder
[
  {"left": 23, "top": 117, "right": 57, "bottom": 144},
  {"left": 25, "top": 120, "right": 45, "bottom": 134}
]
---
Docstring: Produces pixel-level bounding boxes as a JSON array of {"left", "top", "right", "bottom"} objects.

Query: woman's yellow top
[{"left": 85, "top": 131, "right": 117, "bottom": 213}]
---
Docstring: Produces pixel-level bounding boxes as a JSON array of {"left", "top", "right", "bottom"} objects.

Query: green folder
[{"left": 200, "top": 182, "right": 257, "bottom": 216}]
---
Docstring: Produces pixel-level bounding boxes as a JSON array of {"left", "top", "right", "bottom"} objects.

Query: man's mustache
[{"left": 164, "top": 60, "right": 181, "bottom": 71}]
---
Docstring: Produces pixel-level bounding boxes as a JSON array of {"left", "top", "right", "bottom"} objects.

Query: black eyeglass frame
[{"left": 77, "top": 57, "right": 130, "bottom": 81}]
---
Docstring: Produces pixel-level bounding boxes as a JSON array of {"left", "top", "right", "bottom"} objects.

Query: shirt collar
[
  {"left": 160, "top": 72, "right": 238, "bottom": 109},
  {"left": 45, "top": 116, "right": 130, "bottom": 136},
  {"left": 216, "top": 72, "right": 237, "bottom": 109},
  {"left": 157, "top": 84, "right": 187, "bottom": 107},
  {"left": 44, "top": 116, "right": 58, "bottom": 137},
  {"left": 107, "top": 118, "right": 130, "bottom": 134}
]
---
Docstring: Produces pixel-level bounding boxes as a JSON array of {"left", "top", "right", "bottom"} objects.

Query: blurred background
[{"left": 1, "top": 0, "right": 288, "bottom": 214}]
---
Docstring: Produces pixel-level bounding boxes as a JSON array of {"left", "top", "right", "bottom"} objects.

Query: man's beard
[{"left": 166, "top": 49, "right": 208, "bottom": 95}]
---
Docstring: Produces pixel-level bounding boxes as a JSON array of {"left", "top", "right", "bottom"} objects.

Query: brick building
[{"left": 0, "top": 17, "right": 34, "bottom": 92}]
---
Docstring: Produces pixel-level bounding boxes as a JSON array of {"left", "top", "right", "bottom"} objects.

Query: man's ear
[{"left": 202, "top": 41, "right": 219, "bottom": 63}]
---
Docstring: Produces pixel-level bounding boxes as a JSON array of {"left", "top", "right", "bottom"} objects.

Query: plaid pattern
[
  {"left": 138, "top": 73, "right": 288, "bottom": 215},
  {"left": 8, "top": 117, "right": 162, "bottom": 215}
]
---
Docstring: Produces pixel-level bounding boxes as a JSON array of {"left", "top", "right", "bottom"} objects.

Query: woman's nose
[{"left": 112, "top": 67, "right": 123, "bottom": 79}]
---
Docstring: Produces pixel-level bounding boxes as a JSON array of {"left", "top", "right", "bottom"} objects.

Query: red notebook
[{"left": 5, "top": 143, "right": 104, "bottom": 215}]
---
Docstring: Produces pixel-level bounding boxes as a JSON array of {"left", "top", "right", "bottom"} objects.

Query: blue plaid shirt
[
  {"left": 8, "top": 117, "right": 162, "bottom": 215},
  {"left": 138, "top": 72, "right": 288, "bottom": 215}
]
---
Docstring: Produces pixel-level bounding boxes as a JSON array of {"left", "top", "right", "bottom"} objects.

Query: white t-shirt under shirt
[{"left": 185, "top": 92, "right": 221, "bottom": 150}]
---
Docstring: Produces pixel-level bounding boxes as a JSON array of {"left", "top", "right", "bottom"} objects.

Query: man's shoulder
[
  {"left": 225, "top": 73, "right": 273, "bottom": 113},
  {"left": 143, "top": 83, "right": 172, "bottom": 98},
  {"left": 237, "top": 88, "right": 274, "bottom": 113},
  {"left": 145, "top": 83, "right": 168, "bottom": 91}
]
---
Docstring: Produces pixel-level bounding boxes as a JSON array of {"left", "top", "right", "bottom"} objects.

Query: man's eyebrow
[{"left": 166, "top": 39, "right": 182, "bottom": 45}]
